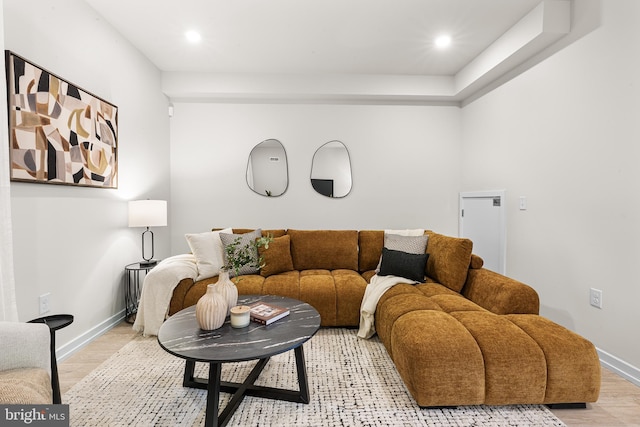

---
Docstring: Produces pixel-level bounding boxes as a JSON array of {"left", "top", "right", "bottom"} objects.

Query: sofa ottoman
[{"left": 376, "top": 283, "right": 601, "bottom": 407}]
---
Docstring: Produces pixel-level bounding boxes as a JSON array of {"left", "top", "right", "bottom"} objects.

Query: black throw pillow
[{"left": 378, "top": 247, "right": 429, "bottom": 283}]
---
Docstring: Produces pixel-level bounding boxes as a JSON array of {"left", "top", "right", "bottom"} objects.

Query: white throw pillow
[
  {"left": 385, "top": 229, "right": 425, "bottom": 237},
  {"left": 185, "top": 228, "right": 232, "bottom": 281},
  {"left": 375, "top": 229, "right": 426, "bottom": 272}
]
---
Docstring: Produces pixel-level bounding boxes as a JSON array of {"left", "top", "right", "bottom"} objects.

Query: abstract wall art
[{"left": 5, "top": 51, "right": 118, "bottom": 188}]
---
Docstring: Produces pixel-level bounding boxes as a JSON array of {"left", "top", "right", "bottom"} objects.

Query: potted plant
[
  {"left": 223, "top": 233, "right": 273, "bottom": 281},
  {"left": 196, "top": 233, "right": 273, "bottom": 330}
]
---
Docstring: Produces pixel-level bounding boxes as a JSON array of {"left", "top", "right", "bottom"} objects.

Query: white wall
[
  {"left": 169, "top": 103, "right": 461, "bottom": 253},
  {"left": 3, "top": 0, "right": 171, "bottom": 351},
  {"left": 461, "top": 0, "right": 640, "bottom": 376}
]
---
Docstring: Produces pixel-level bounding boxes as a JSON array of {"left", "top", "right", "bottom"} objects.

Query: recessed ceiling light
[
  {"left": 185, "top": 30, "right": 202, "bottom": 44},
  {"left": 434, "top": 35, "right": 452, "bottom": 49}
]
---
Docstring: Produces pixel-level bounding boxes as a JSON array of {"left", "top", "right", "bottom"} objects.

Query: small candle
[{"left": 230, "top": 305, "right": 251, "bottom": 328}]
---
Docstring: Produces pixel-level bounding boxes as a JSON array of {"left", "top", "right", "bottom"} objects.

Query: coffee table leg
[
  {"left": 216, "top": 347, "right": 310, "bottom": 403},
  {"left": 217, "top": 357, "right": 269, "bottom": 424},
  {"left": 294, "top": 345, "right": 310, "bottom": 404},
  {"left": 205, "top": 363, "right": 222, "bottom": 427},
  {"left": 183, "top": 360, "right": 196, "bottom": 386},
  {"left": 182, "top": 347, "right": 310, "bottom": 426},
  {"left": 186, "top": 359, "right": 267, "bottom": 427}
]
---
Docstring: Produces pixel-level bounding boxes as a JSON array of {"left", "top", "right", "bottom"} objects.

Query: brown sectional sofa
[{"left": 168, "top": 228, "right": 601, "bottom": 408}]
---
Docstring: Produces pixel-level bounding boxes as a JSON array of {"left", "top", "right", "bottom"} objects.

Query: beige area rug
[{"left": 64, "top": 328, "right": 566, "bottom": 426}]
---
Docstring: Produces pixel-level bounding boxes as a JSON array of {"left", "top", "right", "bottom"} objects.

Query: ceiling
[
  {"left": 86, "top": 0, "right": 542, "bottom": 75},
  {"left": 84, "top": 0, "right": 576, "bottom": 103}
]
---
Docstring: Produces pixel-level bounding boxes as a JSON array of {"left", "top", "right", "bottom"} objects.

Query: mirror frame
[
  {"left": 246, "top": 138, "right": 289, "bottom": 197},
  {"left": 310, "top": 140, "right": 352, "bottom": 198}
]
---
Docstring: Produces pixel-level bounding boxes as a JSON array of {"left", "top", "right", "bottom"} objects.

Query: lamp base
[{"left": 140, "top": 259, "right": 158, "bottom": 268}]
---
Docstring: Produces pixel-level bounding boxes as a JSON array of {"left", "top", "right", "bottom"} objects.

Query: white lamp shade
[{"left": 128, "top": 200, "right": 167, "bottom": 228}]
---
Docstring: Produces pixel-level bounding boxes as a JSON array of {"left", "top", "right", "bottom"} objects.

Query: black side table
[
  {"left": 124, "top": 262, "right": 157, "bottom": 323},
  {"left": 28, "top": 314, "right": 74, "bottom": 404}
]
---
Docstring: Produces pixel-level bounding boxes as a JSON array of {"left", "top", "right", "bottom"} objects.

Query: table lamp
[{"left": 128, "top": 200, "right": 167, "bottom": 267}]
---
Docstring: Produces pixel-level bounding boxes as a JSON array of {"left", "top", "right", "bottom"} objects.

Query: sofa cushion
[
  {"left": 376, "top": 293, "right": 441, "bottom": 357},
  {"left": 391, "top": 310, "right": 486, "bottom": 407},
  {"left": 185, "top": 228, "right": 232, "bottom": 281},
  {"left": 220, "top": 229, "right": 262, "bottom": 277},
  {"left": 450, "top": 312, "right": 547, "bottom": 405},
  {"left": 0, "top": 368, "right": 52, "bottom": 404},
  {"left": 358, "top": 230, "right": 384, "bottom": 272},
  {"left": 425, "top": 231, "right": 473, "bottom": 292},
  {"left": 288, "top": 230, "right": 358, "bottom": 271},
  {"left": 262, "top": 271, "right": 300, "bottom": 299},
  {"left": 333, "top": 270, "right": 368, "bottom": 326},
  {"left": 258, "top": 235, "right": 294, "bottom": 277},
  {"left": 378, "top": 248, "right": 428, "bottom": 283},
  {"left": 505, "top": 314, "right": 602, "bottom": 405},
  {"left": 299, "top": 270, "right": 338, "bottom": 326},
  {"left": 470, "top": 254, "right": 484, "bottom": 269},
  {"left": 463, "top": 268, "right": 539, "bottom": 315}
]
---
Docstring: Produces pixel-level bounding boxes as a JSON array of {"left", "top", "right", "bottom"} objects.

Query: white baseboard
[
  {"left": 597, "top": 347, "right": 640, "bottom": 387},
  {"left": 55, "top": 310, "right": 126, "bottom": 362}
]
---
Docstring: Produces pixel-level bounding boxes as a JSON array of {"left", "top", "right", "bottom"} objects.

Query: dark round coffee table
[{"left": 158, "top": 295, "right": 321, "bottom": 427}]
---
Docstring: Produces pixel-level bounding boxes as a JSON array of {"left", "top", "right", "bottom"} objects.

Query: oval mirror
[
  {"left": 310, "top": 140, "right": 352, "bottom": 198},
  {"left": 246, "top": 139, "right": 288, "bottom": 197}
]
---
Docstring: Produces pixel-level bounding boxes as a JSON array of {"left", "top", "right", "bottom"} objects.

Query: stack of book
[{"left": 249, "top": 301, "right": 290, "bottom": 325}]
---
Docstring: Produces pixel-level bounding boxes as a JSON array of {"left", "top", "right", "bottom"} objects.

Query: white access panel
[{"left": 459, "top": 191, "right": 506, "bottom": 275}]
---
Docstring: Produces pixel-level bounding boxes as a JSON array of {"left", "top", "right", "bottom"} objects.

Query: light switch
[{"left": 519, "top": 196, "right": 527, "bottom": 210}]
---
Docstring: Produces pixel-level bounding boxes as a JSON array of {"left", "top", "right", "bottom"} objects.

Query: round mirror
[
  {"left": 310, "top": 140, "right": 352, "bottom": 198},
  {"left": 246, "top": 139, "right": 288, "bottom": 197}
]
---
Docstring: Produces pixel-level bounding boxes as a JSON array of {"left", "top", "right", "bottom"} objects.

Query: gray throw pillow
[
  {"left": 376, "top": 233, "right": 429, "bottom": 272},
  {"left": 220, "top": 229, "right": 262, "bottom": 277}
]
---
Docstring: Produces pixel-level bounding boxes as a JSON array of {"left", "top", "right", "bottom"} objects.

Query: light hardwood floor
[{"left": 59, "top": 321, "right": 640, "bottom": 426}]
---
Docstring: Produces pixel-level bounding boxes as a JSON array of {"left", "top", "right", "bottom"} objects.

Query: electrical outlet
[
  {"left": 39, "top": 293, "right": 51, "bottom": 314},
  {"left": 589, "top": 288, "right": 602, "bottom": 309}
]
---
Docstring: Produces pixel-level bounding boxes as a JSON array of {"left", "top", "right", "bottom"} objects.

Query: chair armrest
[
  {"left": 462, "top": 268, "right": 540, "bottom": 315},
  {"left": 0, "top": 322, "right": 51, "bottom": 374}
]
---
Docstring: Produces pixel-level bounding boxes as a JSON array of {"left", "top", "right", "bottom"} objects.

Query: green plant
[{"left": 224, "top": 233, "right": 273, "bottom": 281}]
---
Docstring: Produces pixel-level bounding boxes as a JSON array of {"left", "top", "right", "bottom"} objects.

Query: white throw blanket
[
  {"left": 357, "top": 274, "right": 417, "bottom": 339},
  {"left": 132, "top": 254, "right": 198, "bottom": 337}
]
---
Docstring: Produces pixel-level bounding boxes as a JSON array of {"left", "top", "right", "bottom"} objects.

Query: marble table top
[{"left": 157, "top": 295, "right": 321, "bottom": 363}]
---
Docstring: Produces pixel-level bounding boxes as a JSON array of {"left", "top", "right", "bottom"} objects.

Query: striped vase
[
  {"left": 195, "top": 284, "right": 227, "bottom": 330},
  {"left": 214, "top": 269, "right": 238, "bottom": 315}
]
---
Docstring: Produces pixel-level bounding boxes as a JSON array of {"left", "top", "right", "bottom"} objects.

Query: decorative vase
[
  {"left": 215, "top": 268, "right": 238, "bottom": 315},
  {"left": 195, "top": 284, "right": 228, "bottom": 330}
]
